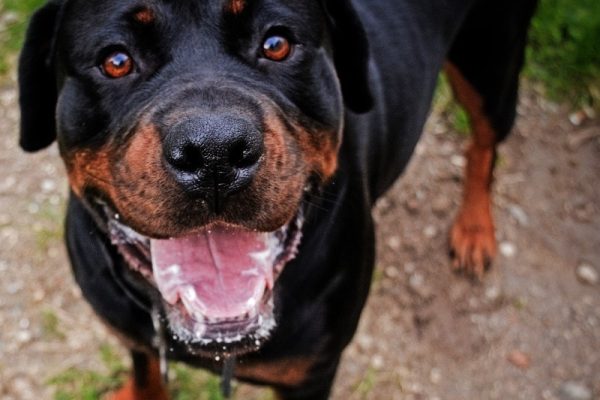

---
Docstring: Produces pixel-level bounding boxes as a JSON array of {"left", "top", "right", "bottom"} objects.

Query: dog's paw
[{"left": 449, "top": 206, "right": 497, "bottom": 279}]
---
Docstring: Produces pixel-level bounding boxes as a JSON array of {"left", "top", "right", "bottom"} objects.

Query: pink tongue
[{"left": 150, "top": 225, "right": 275, "bottom": 321}]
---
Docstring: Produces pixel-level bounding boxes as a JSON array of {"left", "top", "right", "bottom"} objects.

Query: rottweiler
[{"left": 18, "top": 0, "right": 538, "bottom": 398}]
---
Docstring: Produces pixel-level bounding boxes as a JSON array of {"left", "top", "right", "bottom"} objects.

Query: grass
[
  {"left": 352, "top": 367, "right": 378, "bottom": 398},
  {"left": 48, "top": 344, "right": 272, "bottom": 399},
  {"left": 526, "top": 0, "right": 600, "bottom": 108},
  {"left": 41, "top": 309, "right": 66, "bottom": 341},
  {"left": 433, "top": 73, "right": 471, "bottom": 136},
  {"left": 170, "top": 364, "right": 224, "bottom": 400},
  {"left": 49, "top": 344, "right": 127, "bottom": 400},
  {"left": 32, "top": 200, "right": 65, "bottom": 254},
  {"left": 0, "top": 0, "right": 46, "bottom": 75}
]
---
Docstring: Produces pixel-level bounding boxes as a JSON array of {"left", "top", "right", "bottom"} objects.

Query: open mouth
[{"left": 104, "top": 206, "right": 303, "bottom": 352}]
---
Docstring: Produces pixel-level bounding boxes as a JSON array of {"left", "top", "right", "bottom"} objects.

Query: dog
[{"left": 18, "top": 0, "right": 538, "bottom": 398}]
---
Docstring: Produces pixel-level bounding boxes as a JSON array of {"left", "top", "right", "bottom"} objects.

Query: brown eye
[
  {"left": 102, "top": 51, "right": 133, "bottom": 78},
  {"left": 262, "top": 35, "right": 291, "bottom": 61}
]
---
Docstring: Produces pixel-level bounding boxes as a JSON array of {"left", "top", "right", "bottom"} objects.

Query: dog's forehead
[{"left": 63, "top": 0, "right": 321, "bottom": 20}]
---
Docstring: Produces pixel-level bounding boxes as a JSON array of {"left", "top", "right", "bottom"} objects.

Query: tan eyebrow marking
[
  {"left": 225, "top": 0, "right": 246, "bottom": 15},
  {"left": 133, "top": 7, "right": 155, "bottom": 24}
]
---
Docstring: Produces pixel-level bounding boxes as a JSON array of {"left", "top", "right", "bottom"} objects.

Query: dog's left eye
[
  {"left": 262, "top": 35, "right": 291, "bottom": 61},
  {"left": 101, "top": 51, "right": 134, "bottom": 78}
]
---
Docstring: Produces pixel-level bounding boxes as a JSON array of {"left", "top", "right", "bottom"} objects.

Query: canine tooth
[
  {"left": 179, "top": 285, "right": 206, "bottom": 319},
  {"left": 246, "top": 297, "right": 257, "bottom": 308}
]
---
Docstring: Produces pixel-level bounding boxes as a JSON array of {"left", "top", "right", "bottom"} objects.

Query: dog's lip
[{"left": 102, "top": 203, "right": 303, "bottom": 346}]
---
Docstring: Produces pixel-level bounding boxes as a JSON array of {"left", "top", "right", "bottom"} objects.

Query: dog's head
[{"left": 19, "top": 0, "right": 371, "bottom": 354}]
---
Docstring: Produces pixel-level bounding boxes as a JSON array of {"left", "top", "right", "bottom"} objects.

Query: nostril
[
  {"left": 229, "top": 139, "right": 261, "bottom": 169},
  {"left": 167, "top": 141, "right": 204, "bottom": 173}
]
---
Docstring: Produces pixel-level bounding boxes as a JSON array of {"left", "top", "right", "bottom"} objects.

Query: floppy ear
[
  {"left": 18, "top": 1, "right": 63, "bottom": 152},
  {"left": 322, "top": 0, "right": 373, "bottom": 113}
]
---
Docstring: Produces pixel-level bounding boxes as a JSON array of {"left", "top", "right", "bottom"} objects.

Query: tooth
[
  {"left": 179, "top": 285, "right": 206, "bottom": 320},
  {"left": 246, "top": 297, "right": 257, "bottom": 309}
]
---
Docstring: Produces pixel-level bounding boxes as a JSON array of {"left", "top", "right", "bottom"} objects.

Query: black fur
[{"left": 19, "top": 1, "right": 537, "bottom": 398}]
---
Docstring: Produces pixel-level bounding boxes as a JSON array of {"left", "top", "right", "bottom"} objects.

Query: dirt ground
[{"left": 0, "top": 68, "right": 599, "bottom": 400}]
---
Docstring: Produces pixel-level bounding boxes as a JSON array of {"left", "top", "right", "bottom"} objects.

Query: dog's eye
[
  {"left": 262, "top": 35, "right": 291, "bottom": 61},
  {"left": 101, "top": 51, "right": 134, "bottom": 78}
]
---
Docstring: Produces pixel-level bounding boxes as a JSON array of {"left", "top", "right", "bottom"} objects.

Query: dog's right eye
[{"left": 101, "top": 51, "right": 134, "bottom": 79}]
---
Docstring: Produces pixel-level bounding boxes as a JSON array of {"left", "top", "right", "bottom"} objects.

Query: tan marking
[
  {"left": 264, "top": 110, "right": 339, "bottom": 181},
  {"left": 236, "top": 357, "right": 315, "bottom": 387},
  {"left": 133, "top": 7, "right": 155, "bottom": 24},
  {"left": 225, "top": 0, "right": 246, "bottom": 15},
  {"left": 65, "top": 148, "right": 116, "bottom": 199},
  {"left": 65, "top": 126, "right": 182, "bottom": 236},
  {"left": 248, "top": 112, "right": 307, "bottom": 229},
  {"left": 445, "top": 62, "right": 498, "bottom": 278},
  {"left": 64, "top": 103, "right": 336, "bottom": 237},
  {"left": 297, "top": 128, "right": 339, "bottom": 181},
  {"left": 107, "top": 353, "right": 169, "bottom": 400}
]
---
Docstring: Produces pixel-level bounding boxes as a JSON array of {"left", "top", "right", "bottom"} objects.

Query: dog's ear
[
  {"left": 18, "top": 1, "right": 63, "bottom": 152},
  {"left": 322, "top": 0, "right": 373, "bottom": 113}
]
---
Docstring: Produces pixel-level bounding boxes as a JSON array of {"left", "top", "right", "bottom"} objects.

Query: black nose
[{"left": 163, "top": 114, "right": 263, "bottom": 206}]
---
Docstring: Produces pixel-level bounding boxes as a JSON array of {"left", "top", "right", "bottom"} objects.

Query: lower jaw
[{"left": 163, "top": 297, "right": 276, "bottom": 357}]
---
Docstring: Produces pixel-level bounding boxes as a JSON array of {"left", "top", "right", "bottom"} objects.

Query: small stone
[
  {"left": 386, "top": 236, "right": 401, "bottom": 250},
  {"left": 558, "top": 381, "right": 592, "bottom": 400},
  {"left": 1, "top": 12, "right": 20, "bottom": 26},
  {"left": 499, "top": 242, "right": 516, "bottom": 258},
  {"left": 404, "top": 198, "right": 421, "bottom": 214},
  {"left": 575, "top": 264, "right": 598, "bottom": 285},
  {"left": 16, "top": 330, "right": 32, "bottom": 343},
  {"left": 41, "top": 179, "right": 57, "bottom": 193},
  {"left": 371, "top": 354, "right": 384, "bottom": 370},
  {"left": 429, "top": 368, "right": 442, "bottom": 384},
  {"left": 450, "top": 155, "right": 466, "bottom": 168},
  {"left": 33, "top": 288, "right": 46, "bottom": 302},
  {"left": 433, "top": 123, "right": 447, "bottom": 135},
  {"left": 507, "top": 205, "right": 529, "bottom": 226},
  {"left": 568, "top": 110, "right": 587, "bottom": 126},
  {"left": 384, "top": 266, "right": 400, "bottom": 279},
  {"left": 432, "top": 196, "right": 451, "bottom": 216},
  {"left": 507, "top": 350, "right": 531, "bottom": 369},
  {"left": 423, "top": 225, "right": 438, "bottom": 239},
  {"left": 408, "top": 273, "right": 432, "bottom": 299},
  {"left": 485, "top": 286, "right": 501, "bottom": 302},
  {"left": 356, "top": 334, "right": 374, "bottom": 351}
]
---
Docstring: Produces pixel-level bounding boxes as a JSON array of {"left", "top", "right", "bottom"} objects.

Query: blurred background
[{"left": 0, "top": 1, "right": 598, "bottom": 399}]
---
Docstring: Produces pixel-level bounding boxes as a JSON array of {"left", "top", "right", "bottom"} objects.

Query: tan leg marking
[
  {"left": 445, "top": 62, "right": 498, "bottom": 278},
  {"left": 106, "top": 354, "right": 169, "bottom": 400}
]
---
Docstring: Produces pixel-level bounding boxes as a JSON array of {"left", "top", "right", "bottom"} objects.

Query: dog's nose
[{"left": 163, "top": 115, "right": 263, "bottom": 204}]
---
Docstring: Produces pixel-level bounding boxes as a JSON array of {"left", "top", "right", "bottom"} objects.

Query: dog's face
[{"left": 19, "top": 0, "right": 371, "bottom": 354}]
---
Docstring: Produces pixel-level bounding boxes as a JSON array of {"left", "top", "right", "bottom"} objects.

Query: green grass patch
[
  {"left": 49, "top": 345, "right": 270, "bottom": 399},
  {"left": 49, "top": 344, "right": 127, "bottom": 400},
  {"left": 526, "top": 0, "right": 600, "bottom": 107},
  {"left": 352, "top": 367, "right": 378, "bottom": 398},
  {"left": 0, "top": 0, "right": 45, "bottom": 74},
  {"left": 41, "top": 309, "right": 65, "bottom": 341},
  {"left": 433, "top": 73, "right": 471, "bottom": 137},
  {"left": 32, "top": 200, "right": 65, "bottom": 253},
  {"left": 170, "top": 364, "right": 225, "bottom": 400}
]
